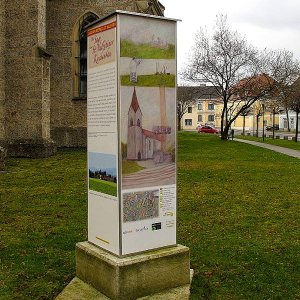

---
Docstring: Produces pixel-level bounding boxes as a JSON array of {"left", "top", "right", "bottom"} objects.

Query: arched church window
[
  {"left": 72, "top": 12, "right": 98, "bottom": 99},
  {"left": 130, "top": 118, "right": 133, "bottom": 126},
  {"left": 137, "top": 119, "right": 141, "bottom": 127}
]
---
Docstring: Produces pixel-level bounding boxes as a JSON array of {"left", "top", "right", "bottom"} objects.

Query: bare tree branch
[{"left": 182, "top": 15, "right": 300, "bottom": 139}]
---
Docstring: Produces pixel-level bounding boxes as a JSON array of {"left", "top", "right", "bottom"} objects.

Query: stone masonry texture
[
  {"left": 1, "top": 0, "right": 164, "bottom": 156},
  {"left": 0, "top": 0, "right": 5, "bottom": 143}
]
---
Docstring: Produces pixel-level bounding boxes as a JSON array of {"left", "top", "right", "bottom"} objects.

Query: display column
[{"left": 57, "top": 11, "right": 192, "bottom": 300}]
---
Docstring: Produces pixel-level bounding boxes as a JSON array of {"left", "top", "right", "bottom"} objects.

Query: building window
[
  {"left": 197, "top": 102, "right": 202, "bottom": 110},
  {"left": 185, "top": 119, "right": 192, "bottom": 126},
  {"left": 79, "top": 30, "right": 88, "bottom": 97},
  {"left": 208, "top": 115, "right": 214, "bottom": 122},
  {"left": 137, "top": 119, "right": 141, "bottom": 127},
  {"left": 198, "top": 115, "right": 202, "bottom": 122},
  {"left": 72, "top": 12, "right": 98, "bottom": 99},
  {"left": 208, "top": 103, "right": 214, "bottom": 110},
  {"left": 188, "top": 106, "right": 192, "bottom": 113},
  {"left": 130, "top": 118, "right": 133, "bottom": 126}
]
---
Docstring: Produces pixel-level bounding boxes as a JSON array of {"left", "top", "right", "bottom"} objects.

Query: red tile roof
[{"left": 233, "top": 74, "right": 277, "bottom": 97}]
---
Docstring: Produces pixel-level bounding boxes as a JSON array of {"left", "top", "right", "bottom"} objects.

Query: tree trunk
[
  {"left": 256, "top": 114, "right": 259, "bottom": 137},
  {"left": 295, "top": 111, "right": 299, "bottom": 142},
  {"left": 272, "top": 108, "right": 275, "bottom": 139},
  {"left": 262, "top": 106, "right": 265, "bottom": 142},
  {"left": 177, "top": 116, "right": 182, "bottom": 131},
  {"left": 286, "top": 109, "right": 290, "bottom": 132},
  {"left": 221, "top": 125, "right": 230, "bottom": 140}
]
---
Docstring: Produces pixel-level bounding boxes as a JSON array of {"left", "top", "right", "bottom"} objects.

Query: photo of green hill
[
  {"left": 89, "top": 178, "right": 117, "bottom": 197},
  {"left": 88, "top": 152, "right": 117, "bottom": 197}
]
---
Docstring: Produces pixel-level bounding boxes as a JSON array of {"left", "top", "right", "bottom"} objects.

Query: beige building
[
  {"left": 180, "top": 86, "right": 280, "bottom": 133},
  {"left": 0, "top": 0, "right": 164, "bottom": 157},
  {"left": 179, "top": 86, "right": 221, "bottom": 130},
  {"left": 215, "top": 100, "right": 280, "bottom": 133}
]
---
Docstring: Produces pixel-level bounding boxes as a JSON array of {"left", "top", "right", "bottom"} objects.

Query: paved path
[{"left": 234, "top": 138, "right": 300, "bottom": 159}]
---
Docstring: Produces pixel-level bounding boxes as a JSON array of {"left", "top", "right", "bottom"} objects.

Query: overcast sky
[{"left": 162, "top": 0, "right": 300, "bottom": 76}]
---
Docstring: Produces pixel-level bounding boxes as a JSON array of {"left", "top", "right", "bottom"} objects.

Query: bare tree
[
  {"left": 240, "top": 108, "right": 252, "bottom": 136},
  {"left": 183, "top": 15, "right": 298, "bottom": 139},
  {"left": 263, "top": 99, "right": 281, "bottom": 139},
  {"left": 272, "top": 51, "right": 300, "bottom": 132}
]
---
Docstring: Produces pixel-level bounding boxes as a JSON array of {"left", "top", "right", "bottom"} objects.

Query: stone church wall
[
  {"left": 47, "top": 0, "right": 138, "bottom": 147},
  {"left": 1, "top": 0, "right": 163, "bottom": 156},
  {"left": 4, "top": 0, "right": 55, "bottom": 157},
  {"left": 0, "top": 0, "right": 5, "bottom": 142}
]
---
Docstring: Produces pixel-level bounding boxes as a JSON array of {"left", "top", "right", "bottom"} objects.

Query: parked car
[
  {"left": 266, "top": 125, "right": 279, "bottom": 131},
  {"left": 198, "top": 125, "right": 219, "bottom": 134}
]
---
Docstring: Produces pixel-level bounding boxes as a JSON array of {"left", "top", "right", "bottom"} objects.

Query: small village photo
[{"left": 88, "top": 152, "right": 117, "bottom": 197}]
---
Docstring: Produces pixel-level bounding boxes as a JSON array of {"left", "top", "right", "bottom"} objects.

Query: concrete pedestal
[{"left": 75, "top": 242, "right": 191, "bottom": 300}]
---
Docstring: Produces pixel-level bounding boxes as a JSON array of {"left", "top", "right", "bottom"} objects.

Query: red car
[{"left": 198, "top": 125, "right": 219, "bottom": 134}]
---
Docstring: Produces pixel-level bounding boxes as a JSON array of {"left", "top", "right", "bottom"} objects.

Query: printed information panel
[
  {"left": 87, "top": 11, "right": 177, "bottom": 256},
  {"left": 87, "top": 16, "right": 119, "bottom": 254},
  {"left": 119, "top": 14, "right": 177, "bottom": 255}
]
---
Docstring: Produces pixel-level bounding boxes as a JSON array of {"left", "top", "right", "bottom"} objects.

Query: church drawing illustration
[{"left": 127, "top": 87, "right": 164, "bottom": 161}]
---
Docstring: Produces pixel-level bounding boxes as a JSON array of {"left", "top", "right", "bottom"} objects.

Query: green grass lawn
[
  {"left": 122, "top": 159, "right": 145, "bottom": 175},
  {"left": 89, "top": 178, "right": 117, "bottom": 197},
  {"left": 0, "top": 149, "right": 87, "bottom": 299},
  {"left": 1, "top": 135, "right": 299, "bottom": 299},
  {"left": 178, "top": 132, "right": 300, "bottom": 299},
  {"left": 236, "top": 134, "right": 300, "bottom": 151},
  {"left": 120, "top": 39, "right": 175, "bottom": 59},
  {"left": 121, "top": 74, "right": 175, "bottom": 87}
]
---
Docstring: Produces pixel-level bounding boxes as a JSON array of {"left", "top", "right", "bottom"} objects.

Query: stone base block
[
  {"left": 76, "top": 242, "right": 190, "bottom": 300},
  {"left": 56, "top": 274, "right": 193, "bottom": 300},
  {"left": 7, "top": 138, "right": 57, "bottom": 158}
]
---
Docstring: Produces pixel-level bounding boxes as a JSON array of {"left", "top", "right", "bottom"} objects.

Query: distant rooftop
[{"left": 178, "top": 86, "right": 221, "bottom": 100}]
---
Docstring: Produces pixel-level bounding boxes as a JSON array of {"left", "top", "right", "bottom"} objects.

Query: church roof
[
  {"left": 130, "top": 87, "right": 141, "bottom": 113},
  {"left": 177, "top": 85, "right": 221, "bottom": 100}
]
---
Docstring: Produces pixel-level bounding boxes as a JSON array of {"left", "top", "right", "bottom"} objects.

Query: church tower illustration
[
  {"left": 127, "top": 87, "right": 163, "bottom": 161},
  {"left": 127, "top": 87, "right": 144, "bottom": 160}
]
